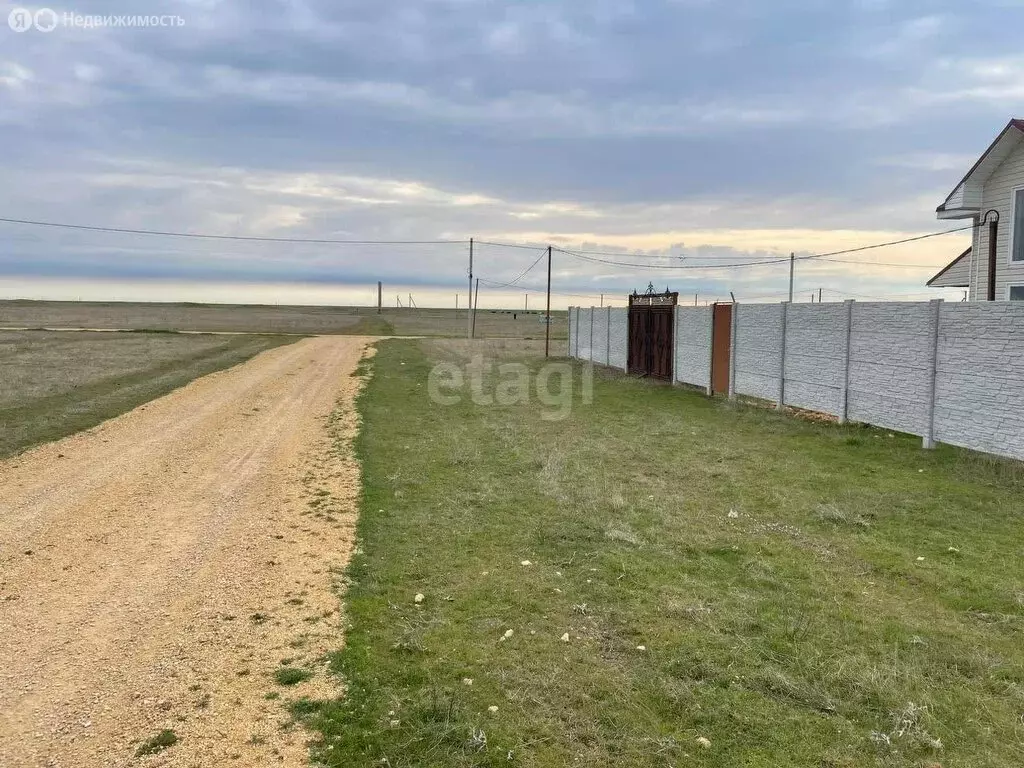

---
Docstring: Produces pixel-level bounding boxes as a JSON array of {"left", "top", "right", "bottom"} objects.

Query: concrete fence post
[
  {"left": 922, "top": 298, "right": 943, "bottom": 450},
  {"left": 728, "top": 303, "right": 738, "bottom": 400},
  {"left": 606, "top": 305, "right": 611, "bottom": 365},
  {"left": 589, "top": 307, "right": 595, "bottom": 364},
  {"left": 567, "top": 306, "right": 574, "bottom": 357},
  {"left": 776, "top": 302, "right": 789, "bottom": 410},
  {"left": 574, "top": 306, "right": 581, "bottom": 358},
  {"left": 705, "top": 306, "right": 715, "bottom": 396},
  {"left": 839, "top": 299, "right": 854, "bottom": 424}
]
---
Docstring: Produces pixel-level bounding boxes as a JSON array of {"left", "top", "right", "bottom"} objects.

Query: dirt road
[{"left": 0, "top": 336, "right": 370, "bottom": 767}]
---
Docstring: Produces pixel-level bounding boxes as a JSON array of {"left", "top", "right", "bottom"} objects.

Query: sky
[{"left": 1, "top": 0, "right": 1022, "bottom": 308}]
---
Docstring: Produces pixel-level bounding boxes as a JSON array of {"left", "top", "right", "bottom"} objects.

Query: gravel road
[{"left": 0, "top": 336, "right": 370, "bottom": 767}]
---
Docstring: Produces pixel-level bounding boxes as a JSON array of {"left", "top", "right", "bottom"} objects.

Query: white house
[{"left": 929, "top": 119, "right": 1024, "bottom": 300}]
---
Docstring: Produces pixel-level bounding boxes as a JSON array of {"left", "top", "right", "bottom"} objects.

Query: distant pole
[
  {"left": 396, "top": 294, "right": 402, "bottom": 308},
  {"left": 694, "top": 293, "right": 698, "bottom": 306},
  {"left": 455, "top": 294, "right": 459, "bottom": 311},
  {"left": 788, "top": 252, "right": 795, "bottom": 303},
  {"left": 467, "top": 237, "right": 474, "bottom": 339},
  {"left": 818, "top": 287, "right": 823, "bottom": 303},
  {"left": 525, "top": 294, "right": 529, "bottom": 311},
  {"left": 471, "top": 278, "right": 480, "bottom": 339},
  {"left": 377, "top": 281, "right": 382, "bottom": 314},
  {"left": 600, "top": 293, "right": 604, "bottom": 307},
  {"left": 544, "top": 245, "right": 552, "bottom": 358}
]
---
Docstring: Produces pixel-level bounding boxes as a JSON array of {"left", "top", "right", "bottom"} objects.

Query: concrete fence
[{"left": 568, "top": 301, "right": 1024, "bottom": 462}]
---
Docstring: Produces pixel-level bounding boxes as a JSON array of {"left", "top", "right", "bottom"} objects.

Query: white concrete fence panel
[
  {"left": 674, "top": 306, "right": 713, "bottom": 390},
  {"left": 567, "top": 301, "right": 1024, "bottom": 462}
]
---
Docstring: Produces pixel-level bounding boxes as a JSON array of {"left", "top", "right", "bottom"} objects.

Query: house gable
[
  {"left": 927, "top": 247, "right": 971, "bottom": 288},
  {"left": 936, "top": 119, "right": 1024, "bottom": 220}
]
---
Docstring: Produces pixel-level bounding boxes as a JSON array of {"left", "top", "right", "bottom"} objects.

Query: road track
[{"left": 0, "top": 336, "right": 370, "bottom": 767}]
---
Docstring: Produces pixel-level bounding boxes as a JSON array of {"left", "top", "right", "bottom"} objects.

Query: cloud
[{"left": 0, "top": 0, "right": 1011, "bottom": 306}]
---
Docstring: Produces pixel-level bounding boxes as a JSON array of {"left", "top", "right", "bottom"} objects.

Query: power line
[
  {"left": 0, "top": 216, "right": 465, "bottom": 245},
  {"left": 815, "top": 258, "right": 941, "bottom": 268},
  {"left": 555, "top": 246, "right": 791, "bottom": 270},
  {"left": 803, "top": 223, "right": 976, "bottom": 261},
  {"left": 479, "top": 248, "right": 548, "bottom": 289},
  {"left": 475, "top": 240, "right": 546, "bottom": 251},
  {"left": 541, "top": 245, "right": 783, "bottom": 261}
]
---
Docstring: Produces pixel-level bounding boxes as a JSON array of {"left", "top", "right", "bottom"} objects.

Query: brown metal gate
[
  {"left": 711, "top": 303, "right": 733, "bottom": 394},
  {"left": 627, "top": 287, "right": 678, "bottom": 380}
]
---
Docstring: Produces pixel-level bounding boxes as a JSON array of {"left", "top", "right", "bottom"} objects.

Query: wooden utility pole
[
  {"left": 467, "top": 238, "right": 474, "bottom": 338},
  {"left": 544, "top": 246, "right": 552, "bottom": 358},
  {"left": 818, "top": 287, "right": 823, "bottom": 303},
  {"left": 600, "top": 293, "right": 604, "bottom": 307},
  {"left": 377, "top": 281, "right": 382, "bottom": 313},
  {"left": 525, "top": 294, "right": 528, "bottom": 311},
  {"left": 471, "top": 278, "right": 480, "bottom": 339}
]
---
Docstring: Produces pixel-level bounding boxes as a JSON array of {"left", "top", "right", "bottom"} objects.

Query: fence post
[
  {"left": 574, "top": 306, "right": 581, "bottom": 358},
  {"left": 589, "top": 307, "right": 595, "bottom": 364},
  {"left": 839, "top": 299, "right": 854, "bottom": 424},
  {"left": 606, "top": 305, "right": 611, "bottom": 366},
  {"left": 705, "top": 305, "right": 714, "bottom": 396},
  {"left": 567, "top": 306, "right": 574, "bottom": 357},
  {"left": 776, "top": 302, "right": 789, "bottom": 410},
  {"left": 922, "top": 299, "right": 943, "bottom": 450},
  {"left": 728, "top": 303, "right": 738, "bottom": 400}
]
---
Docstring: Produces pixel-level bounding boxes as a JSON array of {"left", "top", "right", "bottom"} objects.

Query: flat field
[
  {"left": 0, "top": 300, "right": 567, "bottom": 339},
  {"left": 0, "top": 330, "right": 297, "bottom": 457},
  {"left": 300, "top": 338, "right": 1024, "bottom": 768}
]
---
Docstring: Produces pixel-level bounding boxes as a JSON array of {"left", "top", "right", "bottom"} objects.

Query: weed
[
  {"left": 135, "top": 729, "right": 178, "bottom": 757},
  {"left": 275, "top": 667, "right": 313, "bottom": 686}
]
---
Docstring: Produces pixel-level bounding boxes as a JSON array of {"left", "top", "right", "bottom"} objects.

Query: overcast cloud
[{"left": 1, "top": 0, "right": 1021, "bottom": 306}]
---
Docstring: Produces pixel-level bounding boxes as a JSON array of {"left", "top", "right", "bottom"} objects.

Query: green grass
[
  {"left": 303, "top": 339, "right": 1024, "bottom": 767},
  {"left": 135, "top": 729, "right": 178, "bottom": 757},
  {"left": 0, "top": 331, "right": 298, "bottom": 458},
  {"left": 275, "top": 667, "right": 314, "bottom": 686}
]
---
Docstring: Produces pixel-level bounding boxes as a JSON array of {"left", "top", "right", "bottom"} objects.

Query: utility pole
[
  {"left": 818, "top": 287, "right": 823, "bottom": 304},
  {"left": 396, "top": 295, "right": 402, "bottom": 308},
  {"left": 471, "top": 278, "right": 480, "bottom": 339},
  {"left": 544, "top": 245, "right": 552, "bottom": 358},
  {"left": 377, "top": 281, "right": 382, "bottom": 314},
  {"left": 525, "top": 294, "right": 529, "bottom": 311},
  {"left": 467, "top": 238, "right": 474, "bottom": 339},
  {"left": 600, "top": 293, "right": 604, "bottom": 307},
  {"left": 788, "top": 252, "right": 795, "bottom": 303},
  {"left": 455, "top": 294, "right": 459, "bottom": 311},
  {"left": 694, "top": 293, "right": 698, "bottom": 306}
]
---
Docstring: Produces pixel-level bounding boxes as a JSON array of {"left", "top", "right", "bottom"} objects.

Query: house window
[
  {"left": 1011, "top": 286, "right": 1024, "bottom": 300},
  {"left": 1014, "top": 188, "right": 1024, "bottom": 261}
]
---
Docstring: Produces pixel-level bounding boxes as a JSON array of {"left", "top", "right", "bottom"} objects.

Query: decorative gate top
[{"left": 629, "top": 283, "right": 678, "bottom": 307}]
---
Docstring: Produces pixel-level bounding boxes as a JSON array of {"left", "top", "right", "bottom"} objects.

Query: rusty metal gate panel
[
  {"left": 627, "top": 286, "right": 678, "bottom": 380},
  {"left": 711, "top": 303, "right": 733, "bottom": 394}
]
